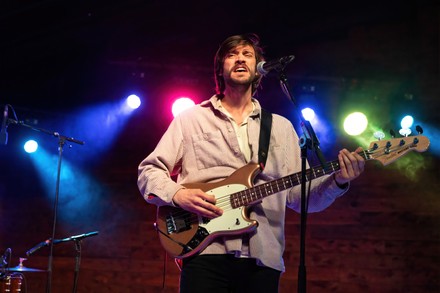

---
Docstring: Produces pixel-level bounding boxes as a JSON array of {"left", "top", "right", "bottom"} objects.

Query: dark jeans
[{"left": 180, "top": 254, "right": 281, "bottom": 293}]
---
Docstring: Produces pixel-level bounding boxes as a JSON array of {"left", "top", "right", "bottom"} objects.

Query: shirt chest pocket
[{"left": 192, "top": 130, "right": 232, "bottom": 170}]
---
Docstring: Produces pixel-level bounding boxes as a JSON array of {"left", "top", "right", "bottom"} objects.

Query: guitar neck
[{"left": 230, "top": 151, "right": 370, "bottom": 208}]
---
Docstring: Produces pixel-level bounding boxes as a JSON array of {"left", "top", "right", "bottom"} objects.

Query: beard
[{"left": 224, "top": 71, "right": 256, "bottom": 89}]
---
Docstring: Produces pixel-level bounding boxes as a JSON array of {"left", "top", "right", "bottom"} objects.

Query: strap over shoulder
[{"left": 258, "top": 108, "right": 272, "bottom": 170}]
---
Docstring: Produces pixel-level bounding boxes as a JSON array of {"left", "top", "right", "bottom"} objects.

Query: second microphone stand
[
  {"left": 276, "top": 70, "right": 329, "bottom": 293},
  {"left": 26, "top": 231, "right": 99, "bottom": 293}
]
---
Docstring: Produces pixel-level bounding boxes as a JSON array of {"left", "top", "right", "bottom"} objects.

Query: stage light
[
  {"left": 400, "top": 115, "right": 414, "bottom": 129},
  {"left": 301, "top": 107, "right": 315, "bottom": 121},
  {"left": 126, "top": 94, "right": 141, "bottom": 109},
  {"left": 24, "top": 139, "right": 38, "bottom": 153},
  {"left": 343, "top": 112, "right": 368, "bottom": 136},
  {"left": 172, "top": 97, "right": 195, "bottom": 117}
]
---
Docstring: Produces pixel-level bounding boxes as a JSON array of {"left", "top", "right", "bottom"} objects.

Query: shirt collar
[{"left": 204, "top": 95, "right": 261, "bottom": 118}]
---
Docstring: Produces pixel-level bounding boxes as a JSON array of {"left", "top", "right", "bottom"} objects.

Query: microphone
[
  {"left": 53, "top": 231, "right": 99, "bottom": 244},
  {"left": 257, "top": 55, "right": 295, "bottom": 76},
  {"left": 0, "top": 105, "right": 8, "bottom": 145},
  {"left": 26, "top": 239, "right": 51, "bottom": 256},
  {"left": 65, "top": 231, "right": 99, "bottom": 241}
]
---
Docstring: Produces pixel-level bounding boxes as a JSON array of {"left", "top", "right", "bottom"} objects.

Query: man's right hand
[{"left": 173, "top": 188, "right": 223, "bottom": 219}]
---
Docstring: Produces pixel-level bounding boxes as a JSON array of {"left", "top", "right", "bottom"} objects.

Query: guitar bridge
[{"left": 166, "top": 212, "right": 192, "bottom": 234}]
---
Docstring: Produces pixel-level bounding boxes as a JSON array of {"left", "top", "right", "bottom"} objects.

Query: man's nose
[{"left": 235, "top": 54, "right": 246, "bottom": 62}]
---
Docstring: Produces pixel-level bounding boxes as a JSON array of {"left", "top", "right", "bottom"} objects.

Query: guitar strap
[{"left": 258, "top": 108, "right": 273, "bottom": 170}]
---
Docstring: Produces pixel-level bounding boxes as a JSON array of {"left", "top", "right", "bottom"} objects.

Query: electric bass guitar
[{"left": 154, "top": 135, "right": 430, "bottom": 259}]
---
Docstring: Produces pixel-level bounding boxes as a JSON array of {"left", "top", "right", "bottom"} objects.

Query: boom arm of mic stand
[{"left": 7, "top": 118, "right": 85, "bottom": 145}]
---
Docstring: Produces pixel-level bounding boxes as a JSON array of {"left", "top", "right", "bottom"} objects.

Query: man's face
[{"left": 222, "top": 44, "right": 258, "bottom": 88}]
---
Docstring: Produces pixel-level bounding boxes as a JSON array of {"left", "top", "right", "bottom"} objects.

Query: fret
[
  {"left": 256, "top": 185, "right": 263, "bottom": 200},
  {"left": 262, "top": 183, "right": 268, "bottom": 196},
  {"left": 284, "top": 178, "right": 289, "bottom": 188},
  {"left": 294, "top": 173, "right": 300, "bottom": 183},
  {"left": 248, "top": 191, "right": 254, "bottom": 202},
  {"left": 267, "top": 183, "right": 273, "bottom": 195},
  {"left": 363, "top": 150, "right": 370, "bottom": 160},
  {"left": 237, "top": 192, "right": 243, "bottom": 206},
  {"left": 243, "top": 190, "right": 250, "bottom": 205},
  {"left": 239, "top": 191, "right": 244, "bottom": 204},
  {"left": 264, "top": 184, "right": 269, "bottom": 195},
  {"left": 272, "top": 181, "right": 278, "bottom": 193},
  {"left": 328, "top": 162, "right": 334, "bottom": 172},
  {"left": 248, "top": 190, "right": 254, "bottom": 202},
  {"left": 231, "top": 196, "right": 238, "bottom": 208},
  {"left": 291, "top": 175, "right": 297, "bottom": 187},
  {"left": 310, "top": 168, "right": 316, "bottom": 179},
  {"left": 316, "top": 167, "right": 323, "bottom": 177},
  {"left": 274, "top": 180, "right": 281, "bottom": 192}
]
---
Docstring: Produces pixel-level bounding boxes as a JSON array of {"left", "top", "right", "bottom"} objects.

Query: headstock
[{"left": 365, "top": 135, "right": 430, "bottom": 166}]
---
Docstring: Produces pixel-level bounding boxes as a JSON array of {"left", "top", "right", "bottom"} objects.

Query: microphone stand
[
  {"left": 72, "top": 239, "right": 82, "bottom": 293},
  {"left": 6, "top": 117, "right": 85, "bottom": 293},
  {"left": 52, "top": 231, "right": 99, "bottom": 293},
  {"left": 275, "top": 70, "right": 328, "bottom": 293},
  {"left": 25, "top": 231, "right": 99, "bottom": 293}
]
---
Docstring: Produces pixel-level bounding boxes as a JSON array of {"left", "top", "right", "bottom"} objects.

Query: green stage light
[{"left": 343, "top": 112, "right": 368, "bottom": 136}]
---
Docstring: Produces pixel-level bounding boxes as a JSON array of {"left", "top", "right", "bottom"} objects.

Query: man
[{"left": 137, "top": 33, "right": 365, "bottom": 293}]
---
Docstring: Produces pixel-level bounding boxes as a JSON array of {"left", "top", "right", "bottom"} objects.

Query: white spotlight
[
  {"left": 24, "top": 140, "right": 38, "bottom": 153},
  {"left": 126, "top": 95, "right": 141, "bottom": 109}
]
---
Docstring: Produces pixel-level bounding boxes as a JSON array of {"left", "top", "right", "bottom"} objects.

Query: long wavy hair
[{"left": 214, "top": 33, "right": 265, "bottom": 98}]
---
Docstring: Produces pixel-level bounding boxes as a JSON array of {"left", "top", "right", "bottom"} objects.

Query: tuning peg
[
  {"left": 373, "top": 131, "right": 385, "bottom": 140},
  {"left": 390, "top": 129, "right": 396, "bottom": 138},
  {"left": 415, "top": 125, "right": 423, "bottom": 134},
  {"left": 399, "top": 128, "right": 411, "bottom": 137}
]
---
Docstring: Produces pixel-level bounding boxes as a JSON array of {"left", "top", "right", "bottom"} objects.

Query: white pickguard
[{"left": 199, "top": 184, "right": 253, "bottom": 233}]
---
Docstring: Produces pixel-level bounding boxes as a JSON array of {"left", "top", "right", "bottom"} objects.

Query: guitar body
[{"left": 155, "top": 163, "right": 261, "bottom": 259}]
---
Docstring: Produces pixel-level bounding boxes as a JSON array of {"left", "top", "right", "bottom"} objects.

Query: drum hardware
[{"left": 8, "top": 258, "right": 45, "bottom": 273}]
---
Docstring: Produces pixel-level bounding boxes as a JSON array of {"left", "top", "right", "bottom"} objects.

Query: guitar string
[
  {"left": 166, "top": 150, "right": 371, "bottom": 224},
  {"left": 214, "top": 141, "right": 417, "bottom": 210},
  {"left": 165, "top": 143, "right": 415, "bottom": 226},
  {"left": 165, "top": 159, "right": 345, "bottom": 224},
  {"left": 168, "top": 162, "right": 331, "bottom": 220},
  {"left": 164, "top": 140, "right": 424, "bottom": 234}
]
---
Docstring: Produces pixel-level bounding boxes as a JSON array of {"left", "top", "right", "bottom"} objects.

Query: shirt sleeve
[{"left": 137, "top": 116, "right": 185, "bottom": 206}]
